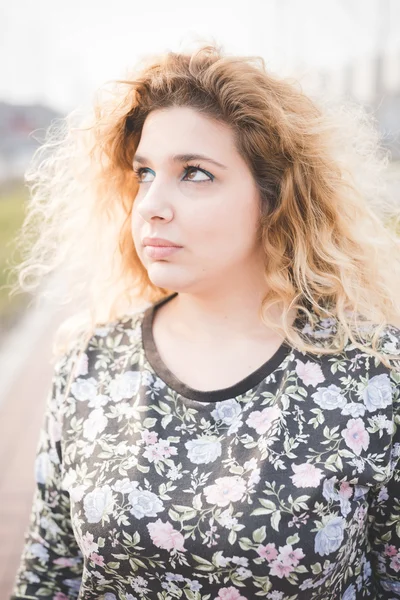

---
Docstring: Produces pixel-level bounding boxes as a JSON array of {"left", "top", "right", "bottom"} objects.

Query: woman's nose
[{"left": 136, "top": 183, "right": 174, "bottom": 221}]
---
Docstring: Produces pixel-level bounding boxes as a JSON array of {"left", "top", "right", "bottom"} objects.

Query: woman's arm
[
  {"left": 9, "top": 342, "right": 86, "bottom": 600},
  {"left": 368, "top": 443, "right": 400, "bottom": 597}
]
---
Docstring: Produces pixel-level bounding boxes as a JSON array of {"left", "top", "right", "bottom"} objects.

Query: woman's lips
[{"left": 144, "top": 245, "right": 183, "bottom": 259}]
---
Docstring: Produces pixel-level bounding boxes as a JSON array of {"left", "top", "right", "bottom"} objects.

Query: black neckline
[{"left": 141, "top": 292, "right": 297, "bottom": 403}]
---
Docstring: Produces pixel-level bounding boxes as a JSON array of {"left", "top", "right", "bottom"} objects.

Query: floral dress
[{"left": 10, "top": 292, "right": 400, "bottom": 600}]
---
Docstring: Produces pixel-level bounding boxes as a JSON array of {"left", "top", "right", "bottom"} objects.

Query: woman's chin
[{"left": 146, "top": 266, "right": 191, "bottom": 291}]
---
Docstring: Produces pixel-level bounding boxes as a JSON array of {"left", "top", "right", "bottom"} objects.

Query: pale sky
[{"left": 1, "top": 0, "right": 399, "bottom": 114}]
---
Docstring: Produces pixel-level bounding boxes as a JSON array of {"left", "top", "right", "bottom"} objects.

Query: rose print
[
  {"left": 70, "top": 377, "right": 97, "bottom": 402},
  {"left": 211, "top": 398, "right": 242, "bottom": 425},
  {"left": 83, "top": 408, "right": 108, "bottom": 441},
  {"left": 83, "top": 485, "right": 115, "bottom": 523},
  {"left": 147, "top": 519, "right": 186, "bottom": 552},
  {"left": 246, "top": 405, "right": 281, "bottom": 435},
  {"left": 314, "top": 516, "right": 345, "bottom": 555},
  {"left": 295, "top": 359, "right": 325, "bottom": 386},
  {"left": 311, "top": 384, "right": 347, "bottom": 410},
  {"left": 216, "top": 586, "right": 247, "bottom": 600},
  {"left": 362, "top": 373, "right": 392, "bottom": 412},
  {"left": 341, "top": 402, "right": 366, "bottom": 418},
  {"left": 341, "top": 418, "right": 370, "bottom": 455},
  {"left": 128, "top": 489, "right": 164, "bottom": 519},
  {"left": 290, "top": 462, "right": 324, "bottom": 488},
  {"left": 204, "top": 476, "right": 246, "bottom": 507},
  {"left": 108, "top": 371, "right": 141, "bottom": 401},
  {"left": 185, "top": 437, "right": 222, "bottom": 464}
]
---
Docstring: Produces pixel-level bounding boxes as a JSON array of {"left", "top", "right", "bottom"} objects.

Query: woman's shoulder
[{"left": 52, "top": 304, "right": 150, "bottom": 378}]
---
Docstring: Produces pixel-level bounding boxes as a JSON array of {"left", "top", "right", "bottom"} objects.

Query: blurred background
[{"left": 0, "top": 0, "right": 400, "bottom": 596}]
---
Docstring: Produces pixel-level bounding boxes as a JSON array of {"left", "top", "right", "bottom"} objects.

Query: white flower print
[
  {"left": 362, "top": 373, "right": 393, "bottom": 412},
  {"left": 88, "top": 394, "right": 110, "bottom": 408},
  {"left": 108, "top": 370, "right": 141, "bottom": 401},
  {"left": 185, "top": 437, "right": 222, "bottom": 464},
  {"left": 204, "top": 476, "right": 246, "bottom": 507},
  {"left": 314, "top": 517, "right": 345, "bottom": 555},
  {"left": 341, "top": 402, "right": 366, "bottom": 418},
  {"left": 83, "top": 485, "right": 115, "bottom": 523},
  {"left": 311, "top": 384, "right": 347, "bottom": 410},
  {"left": 128, "top": 489, "right": 164, "bottom": 519},
  {"left": 70, "top": 377, "right": 98, "bottom": 402},
  {"left": 83, "top": 408, "right": 108, "bottom": 441},
  {"left": 112, "top": 478, "right": 138, "bottom": 494},
  {"left": 211, "top": 399, "right": 243, "bottom": 434}
]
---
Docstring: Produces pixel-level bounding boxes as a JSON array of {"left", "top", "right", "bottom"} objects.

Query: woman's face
[{"left": 131, "top": 106, "right": 264, "bottom": 294}]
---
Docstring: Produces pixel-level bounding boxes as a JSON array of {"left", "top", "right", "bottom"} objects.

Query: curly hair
[{"left": 7, "top": 41, "right": 400, "bottom": 368}]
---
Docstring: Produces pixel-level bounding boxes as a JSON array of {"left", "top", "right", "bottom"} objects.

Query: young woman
[{"left": 9, "top": 42, "right": 400, "bottom": 600}]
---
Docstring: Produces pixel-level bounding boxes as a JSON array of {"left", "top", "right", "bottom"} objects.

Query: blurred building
[{"left": 0, "top": 101, "right": 61, "bottom": 183}]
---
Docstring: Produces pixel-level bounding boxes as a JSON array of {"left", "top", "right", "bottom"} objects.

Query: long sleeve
[
  {"left": 367, "top": 421, "right": 400, "bottom": 596},
  {"left": 10, "top": 341, "right": 86, "bottom": 600}
]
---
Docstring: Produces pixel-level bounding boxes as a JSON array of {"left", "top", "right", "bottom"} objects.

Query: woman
[{"left": 9, "top": 42, "right": 400, "bottom": 599}]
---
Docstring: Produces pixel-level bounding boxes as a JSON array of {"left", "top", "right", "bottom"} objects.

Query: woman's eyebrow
[{"left": 132, "top": 153, "right": 228, "bottom": 170}]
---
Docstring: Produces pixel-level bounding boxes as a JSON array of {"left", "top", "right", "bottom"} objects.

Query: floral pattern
[{"left": 10, "top": 296, "right": 400, "bottom": 599}]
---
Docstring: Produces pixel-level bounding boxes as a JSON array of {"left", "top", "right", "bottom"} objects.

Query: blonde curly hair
[{"left": 7, "top": 41, "right": 400, "bottom": 368}]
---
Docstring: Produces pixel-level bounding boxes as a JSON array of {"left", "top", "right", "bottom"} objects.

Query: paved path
[{"left": 0, "top": 301, "right": 71, "bottom": 598}]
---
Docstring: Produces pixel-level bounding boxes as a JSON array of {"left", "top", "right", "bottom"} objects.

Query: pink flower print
[
  {"left": 341, "top": 418, "right": 370, "bottom": 456},
  {"left": 157, "top": 439, "right": 178, "bottom": 457},
  {"left": 339, "top": 482, "right": 353, "bottom": 500},
  {"left": 143, "top": 445, "right": 164, "bottom": 462},
  {"left": 204, "top": 476, "right": 246, "bottom": 507},
  {"left": 246, "top": 405, "right": 281, "bottom": 435},
  {"left": 53, "top": 594, "right": 69, "bottom": 600},
  {"left": 269, "top": 560, "right": 295, "bottom": 578},
  {"left": 89, "top": 552, "right": 105, "bottom": 566},
  {"left": 147, "top": 519, "right": 186, "bottom": 552},
  {"left": 80, "top": 531, "right": 99, "bottom": 557},
  {"left": 295, "top": 359, "right": 325, "bottom": 386},
  {"left": 390, "top": 554, "right": 400, "bottom": 572},
  {"left": 257, "top": 543, "right": 278, "bottom": 561},
  {"left": 53, "top": 557, "right": 77, "bottom": 567},
  {"left": 141, "top": 430, "right": 158, "bottom": 445},
  {"left": 385, "top": 544, "right": 398, "bottom": 557},
  {"left": 216, "top": 586, "right": 248, "bottom": 600},
  {"left": 290, "top": 463, "right": 324, "bottom": 488},
  {"left": 278, "top": 544, "right": 305, "bottom": 566}
]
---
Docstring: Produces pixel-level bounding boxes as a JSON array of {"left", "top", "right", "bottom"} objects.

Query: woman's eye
[
  {"left": 184, "top": 166, "right": 213, "bottom": 183},
  {"left": 133, "top": 166, "right": 213, "bottom": 184},
  {"left": 133, "top": 168, "right": 152, "bottom": 183}
]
